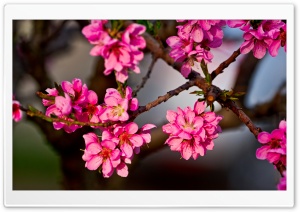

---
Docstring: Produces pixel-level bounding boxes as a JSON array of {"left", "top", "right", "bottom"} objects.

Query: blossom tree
[{"left": 12, "top": 19, "right": 287, "bottom": 190}]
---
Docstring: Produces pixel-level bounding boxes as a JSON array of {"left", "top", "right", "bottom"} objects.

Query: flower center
[
  {"left": 270, "top": 138, "right": 281, "bottom": 149},
  {"left": 100, "top": 147, "right": 111, "bottom": 160},
  {"left": 119, "top": 132, "right": 132, "bottom": 145},
  {"left": 13, "top": 103, "right": 19, "bottom": 113},
  {"left": 87, "top": 104, "right": 97, "bottom": 115},
  {"left": 280, "top": 30, "right": 286, "bottom": 47},
  {"left": 113, "top": 105, "right": 125, "bottom": 117}
]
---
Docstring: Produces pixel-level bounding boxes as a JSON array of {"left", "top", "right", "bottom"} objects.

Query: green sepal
[
  {"left": 210, "top": 103, "right": 215, "bottom": 112},
  {"left": 50, "top": 114, "right": 58, "bottom": 119},
  {"left": 200, "top": 60, "right": 211, "bottom": 85},
  {"left": 190, "top": 90, "right": 204, "bottom": 96},
  {"left": 233, "top": 92, "right": 246, "bottom": 97},
  {"left": 28, "top": 105, "right": 39, "bottom": 113},
  {"left": 54, "top": 82, "right": 65, "bottom": 97}
]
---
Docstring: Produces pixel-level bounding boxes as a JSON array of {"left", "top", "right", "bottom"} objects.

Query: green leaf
[
  {"left": 28, "top": 105, "right": 39, "bottom": 113},
  {"left": 153, "top": 21, "right": 161, "bottom": 35},
  {"left": 200, "top": 60, "right": 211, "bottom": 85},
  {"left": 136, "top": 20, "right": 154, "bottom": 33},
  {"left": 220, "top": 94, "right": 227, "bottom": 102},
  {"left": 190, "top": 90, "right": 204, "bottom": 96},
  {"left": 233, "top": 92, "right": 246, "bottom": 97}
]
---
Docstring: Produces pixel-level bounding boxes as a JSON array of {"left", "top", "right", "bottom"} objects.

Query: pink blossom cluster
[
  {"left": 42, "top": 78, "right": 140, "bottom": 133},
  {"left": 166, "top": 20, "right": 226, "bottom": 78},
  {"left": 227, "top": 20, "right": 286, "bottom": 58},
  {"left": 12, "top": 97, "right": 22, "bottom": 122},
  {"left": 162, "top": 101, "right": 222, "bottom": 160},
  {"left": 82, "top": 122, "right": 156, "bottom": 178},
  {"left": 42, "top": 78, "right": 101, "bottom": 133},
  {"left": 82, "top": 20, "right": 146, "bottom": 83},
  {"left": 256, "top": 120, "right": 286, "bottom": 166},
  {"left": 277, "top": 171, "right": 286, "bottom": 190}
]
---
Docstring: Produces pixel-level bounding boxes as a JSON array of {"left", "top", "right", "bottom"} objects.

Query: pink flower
[
  {"left": 55, "top": 93, "right": 72, "bottom": 116},
  {"left": 226, "top": 20, "right": 251, "bottom": 31},
  {"left": 139, "top": 124, "right": 157, "bottom": 144},
  {"left": 189, "top": 45, "right": 214, "bottom": 64},
  {"left": 112, "top": 122, "right": 144, "bottom": 158},
  {"left": 81, "top": 20, "right": 112, "bottom": 57},
  {"left": 269, "top": 24, "right": 286, "bottom": 57},
  {"left": 166, "top": 20, "right": 224, "bottom": 78},
  {"left": 42, "top": 88, "right": 58, "bottom": 106},
  {"left": 82, "top": 20, "right": 108, "bottom": 43},
  {"left": 256, "top": 120, "right": 286, "bottom": 165},
  {"left": 82, "top": 132, "right": 121, "bottom": 178},
  {"left": 13, "top": 99, "right": 22, "bottom": 122},
  {"left": 101, "top": 95, "right": 129, "bottom": 122},
  {"left": 52, "top": 116, "right": 81, "bottom": 133},
  {"left": 240, "top": 30, "right": 273, "bottom": 59},
  {"left": 239, "top": 20, "right": 286, "bottom": 59},
  {"left": 277, "top": 171, "right": 286, "bottom": 190},
  {"left": 61, "top": 78, "right": 88, "bottom": 105},
  {"left": 176, "top": 20, "right": 225, "bottom": 47},
  {"left": 166, "top": 36, "right": 193, "bottom": 62},
  {"left": 76, "top": 90, "right": 103, "bottom": 123},
  {"left": 100, "top": 86, "right": 139, "bottom": 122},
  {"left": 41, "top": 78, "right": 104, "bottom": 133},
  {"left": 122, "top": 23, "right": 146, "bottom": 49},
  {"left": 102, "top": 40, "right": 133, "bottom": 75},
  {"left": 162, "top": 101, "right": 222, "bottom": 160},
  {"left": 82, "top": 21, "right": 146, "bottom": 83},
  {"left": 87, "top": 121, "right": 155, "bottom": 177}
]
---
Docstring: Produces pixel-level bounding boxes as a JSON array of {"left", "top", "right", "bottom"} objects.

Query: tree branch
[
  {"left": 130, "top": 80, "right": 196, "bottom": 120},
  {"left": 21, "top": 106, "right": 114, "bottom": 128},
  {"left": 211, "top": 48, "right": 241, "bottom": 80},
  {"left": 139, "top": 28, "right": 264, "bottom": 140},
  {"left": 133, "top": 55, "right": 158, "bottom": 97}
]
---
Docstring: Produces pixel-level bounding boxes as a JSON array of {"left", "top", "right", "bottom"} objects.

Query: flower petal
[
  {"left": 83, "top": 132, "right": 99, "bottom": 146},
  {"left": 86, "top": 155, "right": 103, "bottom": 170},
  {"left": 130, "top": 135, "right": 144, "bottom": 147},
  {"left": 256, "top": 145, "right": 270, "bottom": 160},
  {"left": 102, "top": 159, "right": 114, "bottom": 178},
  {"left": 116, "top": 163, "right": 129, "bottom": 177}
]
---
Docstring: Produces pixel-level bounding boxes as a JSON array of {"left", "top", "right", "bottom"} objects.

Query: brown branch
[
  {"left": 21, "top": 106, "right": 114, "bottom": 128},
  {"left": 133, "top": 55, "right": 158, "bottom": 97},
  {"left": 138, "top": 25, "right": 263, "bottom": 137},
  {"left": 219, "top": 100, "right": 262, "bottom": 137},
  {"left": 211, "top": 48, "right": 241, "bottom": 80},
  {"left": 130, "top": 80, "right": 196, "bottom": 120},
  {"left": 41, "top": 20, "right": 68, "bottom": 46}
]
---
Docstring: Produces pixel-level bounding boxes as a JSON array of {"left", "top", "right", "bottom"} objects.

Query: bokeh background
[{"left": 12, "top": 20, "right": 286, "bottom": 190}]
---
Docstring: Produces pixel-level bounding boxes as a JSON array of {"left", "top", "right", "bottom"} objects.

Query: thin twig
[
  {"left": 211, "top": 48, "right": 241, "bottom": 81},
  {"left": 130, "top": 80, "right": 196, "bottom": 120},
  {"left": 133, "top": 55, "right": 158, "bottom": 97}
]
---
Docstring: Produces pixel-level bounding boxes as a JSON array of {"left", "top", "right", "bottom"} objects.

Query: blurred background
[{"left": 12, "top": 20, "right": 286, "bottom": 190}]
